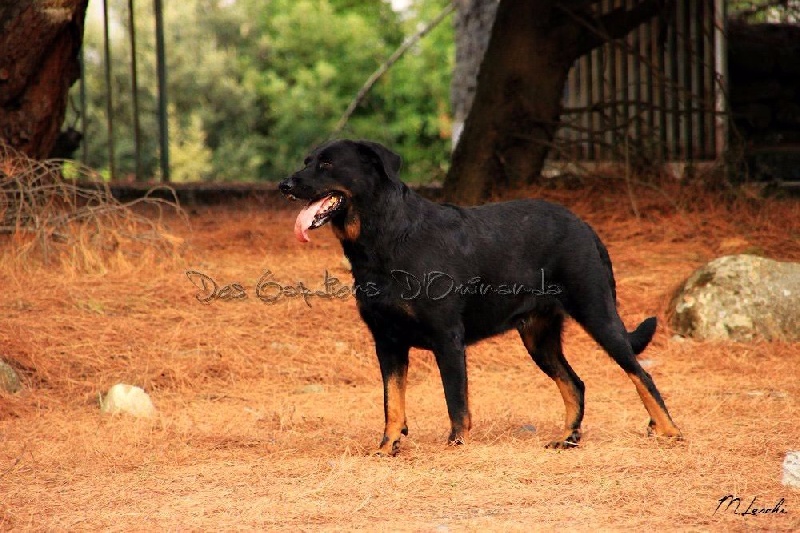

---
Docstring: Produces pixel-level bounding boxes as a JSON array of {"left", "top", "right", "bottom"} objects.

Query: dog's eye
[{"left": 319, "top": 161, "right": 333, "bottom": 170}]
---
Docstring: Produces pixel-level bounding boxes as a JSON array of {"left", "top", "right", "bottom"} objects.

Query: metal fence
[
  {"left": 555, "top": 0, "right": 727, "bottom": 164},
  {"left": 80, "top": 0, "right": 170, "bottom": 182}
]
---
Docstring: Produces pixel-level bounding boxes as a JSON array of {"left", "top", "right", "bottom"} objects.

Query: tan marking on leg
[
  {"left": 554, "top": 377, "right": 580, "bottom": 431},
  {"left": 628, "top": 373, "right": 683, "bottom": 439},
  {"left": 546, "top": 377, "right": 582, "bottom": 448},
  {"left": 518, "top": 313, "right": 582, "bottom": 448},
  {"left": 375, "top": 372, "right": 407, "bottom": 456},
  {"left": 385, "top": 373, "right": 407, "bottom": 437}
]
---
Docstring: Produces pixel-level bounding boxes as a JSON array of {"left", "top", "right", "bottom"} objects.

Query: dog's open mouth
[{"left": 293, "top": 192, "right": 345, "bottom": 242}]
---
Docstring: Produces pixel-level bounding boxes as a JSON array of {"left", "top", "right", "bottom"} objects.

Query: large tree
[
  {"left": 0, "top": 0, "right": 88, "bottom": 159},
  {"left": 445, "top": 0, "right": 671, "bottom": 204}
]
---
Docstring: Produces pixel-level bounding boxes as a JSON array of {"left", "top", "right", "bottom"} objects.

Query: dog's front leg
[
  {"left": 432, "top": 327, "right": 471, "bottom": 446},
  {"left": 374, "top": 337, "right": 410, "bottom": 456}
]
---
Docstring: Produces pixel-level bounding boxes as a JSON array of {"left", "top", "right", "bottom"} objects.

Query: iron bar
[
  {"left": 128, "top": 0, "right": 143, "bottom": 181},
  {"left": 154, "top": 0, "right": 170, "bottom": 182},
  {"left": 102, "top": 0, "right": 116, "bottom": 180}
]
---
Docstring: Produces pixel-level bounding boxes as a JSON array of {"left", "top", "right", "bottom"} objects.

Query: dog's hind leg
[
  {"left": 573, "top": 297, "right": 682, "bottom": 440},
  {"left": 518, "top": 312, "right": 585, "bottom": 449},
  {"left": 374, "top": 337, "right": 410, "bottom": 456},
  {"left": 431, "top": 326, "right": 472, "bottom": 446}
]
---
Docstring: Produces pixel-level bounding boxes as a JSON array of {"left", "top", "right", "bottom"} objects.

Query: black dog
[{"left": 280, "top": 139, "right": 682, "bottom": 455}]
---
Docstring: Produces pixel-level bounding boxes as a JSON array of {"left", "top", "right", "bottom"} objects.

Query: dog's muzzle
[{"left": 279, "top": 178, "right": 298, "bottom": 200}]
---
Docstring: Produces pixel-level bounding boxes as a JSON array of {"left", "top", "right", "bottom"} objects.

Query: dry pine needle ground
[{"left": 0, "top": 181, "right": 799, "bottom": 531}]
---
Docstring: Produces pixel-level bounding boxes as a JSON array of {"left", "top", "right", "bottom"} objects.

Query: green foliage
[
  {"left": 165, "top": 105, "right": 213, "bottom": 182},
  {"left": 729, "top": 0, "right": 800, "bottom": 22},
  {"left": 69, "top": 0, "right": 454, "bottom": 183}
]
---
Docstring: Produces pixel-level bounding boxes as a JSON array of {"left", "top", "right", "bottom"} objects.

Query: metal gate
[
  {"left": 556, "top": 0, "right": 727, "bottom": 164},
  {"left": 78, "top": 0, "right": 170, "bottom": 182}
]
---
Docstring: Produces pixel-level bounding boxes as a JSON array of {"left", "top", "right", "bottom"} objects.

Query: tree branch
[
  {"left": 331, "top": 3, "right": 454, "bottom": 136},
  {"left": 561, "top": 0, "right": 671, "bottom": 58},
  {"left": 557, "top": 0, "right": 600, "bottom": 11}
]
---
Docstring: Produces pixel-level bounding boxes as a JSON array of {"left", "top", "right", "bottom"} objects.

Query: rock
[
  {"left": 783, "top": 451, "right": 800, "bottom": 489},
  {"left": 670, "top": 254, "right": 800, "bottom": 341},
  {"left": 100, "top": 383, "right": 156, "bottom": 418},
  {"left": 0, "top": 360, "right": 21, "bottom": 393}
]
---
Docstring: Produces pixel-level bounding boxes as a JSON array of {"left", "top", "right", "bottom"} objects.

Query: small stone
[
  {"left": 100, "top": 383, "right": 156, "bottom": 418},
  {"left": 782, "top": 451, "right": 800, "bottom": 488},
  {"left": 0, "top": 360, "right": 21, "bottom": 393}
]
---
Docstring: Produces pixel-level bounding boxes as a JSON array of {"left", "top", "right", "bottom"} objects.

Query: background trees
[
  {"left": 9, "top": 1, "right": 791, "bottom": 199},
  {"left": 70, "top": 0, "right": 453, "bottom": 182}
]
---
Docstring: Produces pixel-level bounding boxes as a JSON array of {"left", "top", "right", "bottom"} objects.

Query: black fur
[{"left": 280, "top": 139, "right": 681, "bottom": 454}]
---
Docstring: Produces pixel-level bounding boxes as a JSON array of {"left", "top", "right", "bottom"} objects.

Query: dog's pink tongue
[{"left": 294, "top": 197, "right": 327, "bottom": 242}]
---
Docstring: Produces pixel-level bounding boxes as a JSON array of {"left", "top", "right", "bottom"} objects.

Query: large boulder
[{"left": 670, "top": 254, "right": 800, "bottom": 341}]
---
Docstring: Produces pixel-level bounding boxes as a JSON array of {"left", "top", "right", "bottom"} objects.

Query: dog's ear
[{"left": 355, "top": 140, "right": 402, "bottom": 182}]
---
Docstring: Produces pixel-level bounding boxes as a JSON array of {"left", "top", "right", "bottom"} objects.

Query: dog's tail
[
  {"left": 628, "top": 316, "right": 657, "bottom": 355},
  {"left": 591, "top": 227, "right": 657, "bottom": 355}
]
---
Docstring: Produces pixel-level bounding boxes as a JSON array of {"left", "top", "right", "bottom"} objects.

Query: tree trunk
[
  {"left": 450, "top": 0, "right": 499, "bottom": 149},
  {"left": 0, "top": 0, "right": 88, "bottom": 159},
  {"left": 444, "top": 0, "right": 668, "bottom": 204},
  {"left": 446, "top": 1, "right": 576, "bottom": 205}
]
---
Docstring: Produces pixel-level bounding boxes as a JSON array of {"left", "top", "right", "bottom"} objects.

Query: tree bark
[
  {"left": 0, "top": 0, "right": 88, "bottom": 159},
  {"left": 444, "top": 0, "right": 668, "bottom": 204},
  {"left": 450, "top": 0, "right": 499, "bottom": 148}
]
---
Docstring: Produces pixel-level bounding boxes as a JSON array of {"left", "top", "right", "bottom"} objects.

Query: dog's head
[{"left": 279, "top": 139, "right": 402, "bottom": 242}]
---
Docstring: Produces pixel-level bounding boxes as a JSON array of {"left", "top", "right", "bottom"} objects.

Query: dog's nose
[{"left": 278, "top": 178, "right": 294, "bottom": 194}]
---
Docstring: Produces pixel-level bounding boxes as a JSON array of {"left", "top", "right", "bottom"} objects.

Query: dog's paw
[
  {"left": 372, "top": 449, "right": 395, "bottom": 457},
  {"left": 447, "top": 428, "right": 469, "bottom": 447},
  {"left": 646, "top": 419, "right": 684, "bottom": 440},
  {"left": 373, "top": 436, "right": 401, "bottom": 457},
  {"left": 545, "top": 439, "right": 580, "bottom": 449},
  {"left": 545, "top": 429, "right": 581, "bottom": 449}
]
